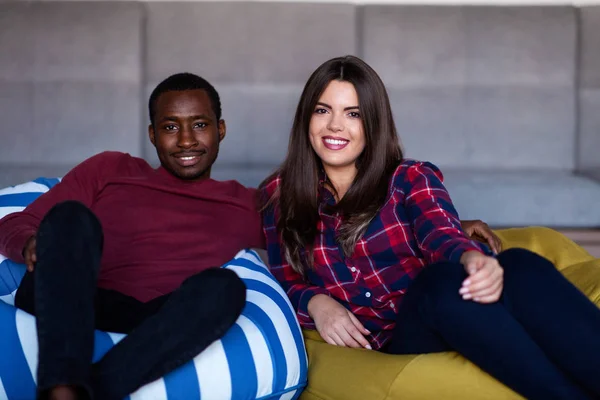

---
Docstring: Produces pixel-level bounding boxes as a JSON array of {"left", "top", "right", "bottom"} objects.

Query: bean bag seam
[
  {"left": 382, "top": 353, "right": 427, "bottom": 400},
  {"left": 300, "top": 388, "right": 328, "bottom": 400},
  {"left": 257, "top": 383, "right": 307, "bottom": 400}
]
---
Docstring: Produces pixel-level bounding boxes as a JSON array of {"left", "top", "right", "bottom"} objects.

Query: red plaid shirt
[{"left": 261, "top": 160, "right": 489, "bottom": 350}]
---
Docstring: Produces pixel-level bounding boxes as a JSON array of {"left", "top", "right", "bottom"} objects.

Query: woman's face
[{"left": 309, "top": 80, "right": 366, "bottom": 175}]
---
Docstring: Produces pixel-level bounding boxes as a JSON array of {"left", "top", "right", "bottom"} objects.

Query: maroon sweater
[{"left": 0, "top": 151, "right": 264, "bottom": 302}]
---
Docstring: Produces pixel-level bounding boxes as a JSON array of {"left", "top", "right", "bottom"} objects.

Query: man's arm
[
  {"left": 461, "top": 219, "right": 502, "bottom": 254},
  {"left": 0, "top": 152, "right": 123, "bottom": 263},
  {"left": 249, "top": 187, "right": 267, "bottom": 250}
]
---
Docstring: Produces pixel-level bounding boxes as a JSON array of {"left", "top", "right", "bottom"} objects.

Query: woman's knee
[
  {"left": 412, "top": 262, "right": 466, "bottom": 302},
  {"left": 411, "top": 262, "right": 476, "bottom": 319},
  {"left": 497, "top": 248, "right": 556, "bottom": 278},
  {"left": 417, "top": 262, "right": 466, "bottom": 289}
]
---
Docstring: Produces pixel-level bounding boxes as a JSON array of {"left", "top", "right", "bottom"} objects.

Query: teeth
[
  {"left": 324, "top": 138, "right": 348, "bottom": 145},
  {"left": 180, "top": 156, "right": 196, "bottom": 161}
]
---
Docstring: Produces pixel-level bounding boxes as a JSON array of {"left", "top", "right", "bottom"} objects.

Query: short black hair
[{"left": 148, "top": 72, "right": 222, "bottom": 126}]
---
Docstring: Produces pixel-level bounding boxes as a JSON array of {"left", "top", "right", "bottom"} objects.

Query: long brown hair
[{"left": 260, "top": 55, "right": 403, "bottom": 275}]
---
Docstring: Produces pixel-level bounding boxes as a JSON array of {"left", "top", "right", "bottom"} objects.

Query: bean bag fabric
[
  {"left": 0, "top": 178, "right": 307, "bottom": 400},
  {"left": 299, "top": 227, "right": 600, "bottom": 400}
]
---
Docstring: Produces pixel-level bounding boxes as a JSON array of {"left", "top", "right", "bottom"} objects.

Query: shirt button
[
  {"left": 390, "top": 302, "right": 396, "bottom": 309},
  {"left": 351, "top": 267, "right": 357, "bottom": 272},
  {"left": 365, "top": 292, "right": 371, "bottom": 298}
]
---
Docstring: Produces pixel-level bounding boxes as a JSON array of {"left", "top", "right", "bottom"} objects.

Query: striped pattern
[
  {"left": 0, "top": 178, "right": 60, "bottom": 305},
  {"left": 0, "top": 179, "right": 307, "bottom": 400}
]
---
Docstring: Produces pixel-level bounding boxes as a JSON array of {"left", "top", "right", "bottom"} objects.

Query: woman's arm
[
  {"left": 400, "top": 161, "right": 490, "bottom": 264},
  {"left": 261, "top": 203, "right": 330, "bottom": 329}
]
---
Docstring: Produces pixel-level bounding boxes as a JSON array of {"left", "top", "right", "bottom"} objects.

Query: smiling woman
[
  {"left": 309, "top": 80, "right": 366, "bottom": 186},
  {"left": 259, "top": 55, "right": 600, "bottom": 400}
]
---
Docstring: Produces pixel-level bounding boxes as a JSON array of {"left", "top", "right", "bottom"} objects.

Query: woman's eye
[
  {"left": 349, "top": 112, "right": 360, "bottom": 118},
  {"left": 314, "top": 108, "right": 328, "bottom": 114}
]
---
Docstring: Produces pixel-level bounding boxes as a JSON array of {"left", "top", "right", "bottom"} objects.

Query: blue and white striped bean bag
[{"left": 0, "top": 178, "right": 308, "bottom": 400}]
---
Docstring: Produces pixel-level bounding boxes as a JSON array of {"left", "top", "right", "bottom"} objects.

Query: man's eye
[
  {"left": 164, "top": 125, "right": 177, "bottom": 131},
  {"left": 194, "top": 123, "right": 207, "bottom": 129}
]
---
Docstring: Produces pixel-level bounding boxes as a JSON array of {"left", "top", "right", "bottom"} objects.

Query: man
[
  {"left": 0, "top": 72, "right": 500, "bottom": 400},
  {"left": 0, "top": 73, "right": 264, "bottom": 400}
]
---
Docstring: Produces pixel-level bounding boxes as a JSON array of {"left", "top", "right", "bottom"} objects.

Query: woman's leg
[
  {"left": 498, "top": 248, "right": 600, "bottom": 396},
  {"left": 386, "top": 261, "right": 591, "bottom": 400}
]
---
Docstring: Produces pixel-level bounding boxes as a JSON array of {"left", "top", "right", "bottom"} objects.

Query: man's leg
[
  {"left": 93, "top": 289, "right": 168, "bottom": 334},
  {"left": 90, "top": 267, "right": 246, "bottom": 400},
  {"left": 14, "top": 201, "right": 104, "bottom": 400},
  {"left": 498, "top": 248, "right": 600, "bottom": 397},
  {"left": 386, "top": 261, "right": 592, "bottom": 400},
  {"left": 17, "top": 271, "right": 170, "bottom": 399}
]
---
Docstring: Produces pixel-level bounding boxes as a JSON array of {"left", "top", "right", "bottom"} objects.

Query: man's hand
[
  {"left": 459, "top": 251, "right": 503, "bottom": 304},
  {"left": 461, "top": 220, "right": 502, "bottom": 254},
  {"left": 307, "top": 294, "right": 372, "bottom": 349},
  {"left": 23, "top": 236, "right": 37, "bottom": 272}
]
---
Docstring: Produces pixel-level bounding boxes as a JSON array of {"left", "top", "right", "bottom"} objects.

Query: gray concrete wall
[
  {"left": 578, "top": 6, "right": 600, "bottom": 175},
  {"left": 1, "top": 2, "right": 599, "bottom": 226}
]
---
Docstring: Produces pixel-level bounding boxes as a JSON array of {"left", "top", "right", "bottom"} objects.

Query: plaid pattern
[{"left": 262, "top": 160, "right": 489, "bottom": 350}]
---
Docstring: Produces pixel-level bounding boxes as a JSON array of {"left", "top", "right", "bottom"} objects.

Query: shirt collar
[{"left": 317, "top": 169, "right": 337, "bottom": 206}]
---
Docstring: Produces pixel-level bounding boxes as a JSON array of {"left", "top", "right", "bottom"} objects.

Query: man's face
[{"left": 149, "top": 89, "right": 225, "bottom": 181}]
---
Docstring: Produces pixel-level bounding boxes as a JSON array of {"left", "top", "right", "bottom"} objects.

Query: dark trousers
[
  {"left": 385, "top": 248, "right": 600, "bottom": 400},
  {"left": 14, "top": 201, "right": 246, "bottom": 400}
]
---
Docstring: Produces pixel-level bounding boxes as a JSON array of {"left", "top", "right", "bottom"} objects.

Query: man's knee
[
  {"left": 46, "top": 200, "right": 90, "bottom": 217},
  {"left": 180, "top": 268, "right": 246, "bottom": 311},
  {"left": 182, "top": 267, "right": 244, "bottom": 291},
  {"left": 41, "top": 201, "right": 102, "bottom": 239},
  {"left": 43, "top": 200, "right": 98, "bottom": 228}
]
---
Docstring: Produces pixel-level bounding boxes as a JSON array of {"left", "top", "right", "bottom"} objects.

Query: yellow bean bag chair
[{"left": 300, "top": 227, "right": 600, "bottom": 400}]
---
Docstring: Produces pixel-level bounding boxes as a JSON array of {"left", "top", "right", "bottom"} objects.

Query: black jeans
[
  {"left": 386, "top": 249, "right": 600, "bottom": 400},
  {"left": 14, "top": 201, "right": 246, "bottom": 400}
]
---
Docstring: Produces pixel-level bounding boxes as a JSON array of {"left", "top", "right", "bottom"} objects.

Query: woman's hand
[
  {"left": 459, "top": 251, "right": 504, "bottom": 303},
  {"left": 307, "top": 294, "right": 372, "bottom": 349}
]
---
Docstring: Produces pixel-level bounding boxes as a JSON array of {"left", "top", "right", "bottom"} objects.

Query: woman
[{"left": 260, "top": 55, "right": 600, "bottom": 399}]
